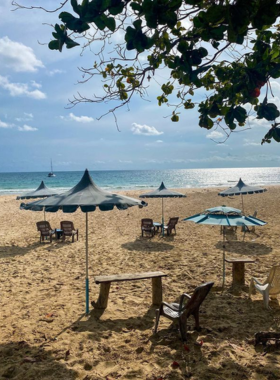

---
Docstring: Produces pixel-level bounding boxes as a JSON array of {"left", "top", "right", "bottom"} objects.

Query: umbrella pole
[
  {"left": 222, "top": 230, "right": 225, "bottom": 288},
  {"left": 241, "top": 194, "right": 244, "bottom": 214},
  {"left": 44, "top": 207, "right": 46, "bottom": 221},
  {"left": 162, "top": 198, "right": 164, "bottom": 237},
  {"left": 85, "top": 212, "right": 89, "bottom": 314}
]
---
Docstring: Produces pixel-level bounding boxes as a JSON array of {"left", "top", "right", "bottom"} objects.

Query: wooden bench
[{"left": 93, "top": 271, "right": 167, "bottom": 309}]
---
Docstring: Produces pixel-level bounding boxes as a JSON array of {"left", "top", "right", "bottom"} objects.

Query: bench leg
[
  {"left": 152, "top": 277, "right": 163, "bottom": 305},
  {"left": 95, "top": 282, "right": 111, "bottom": 309}
]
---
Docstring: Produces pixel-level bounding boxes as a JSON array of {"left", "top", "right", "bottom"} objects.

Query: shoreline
[{"left": 3, "top": 183, "right": 280, "bottom": 198}]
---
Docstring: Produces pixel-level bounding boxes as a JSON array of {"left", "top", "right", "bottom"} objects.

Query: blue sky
[{"left": 0, "top": 0, "right": 280, "bottom": 172}]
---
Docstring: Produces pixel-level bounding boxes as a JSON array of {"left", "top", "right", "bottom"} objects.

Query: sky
[{"left": 0, "top": 0, "right": 280, "bottom": 173}]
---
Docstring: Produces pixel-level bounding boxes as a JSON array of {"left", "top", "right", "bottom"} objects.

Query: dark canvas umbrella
[
  {"left": 16, "top": 181, "right": 58, "bottom": 200},
  {"left": 17, "top": 181, "right": 59, "bottom": 220},
  {"left": 184, "top": 206, "right": 266, "bottom": 286},
  {"left": 139, "top": 182, "right": 186, "bottom": 236},
  {"left": 20, "top": 169, "right": 147, "bottom": 313},
  {"left": 218, "top": 178, "right": 267, "bottom": 212}
]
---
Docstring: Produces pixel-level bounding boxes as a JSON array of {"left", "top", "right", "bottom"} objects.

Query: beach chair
[
  {"left": 60, "top": 221, "right": 79, "bottom": 243},
  {"left": 141, "top": 218, "right": 155, "bottom": 237},
  {"left": 250, "top": 210, "right": 258, "bottom": 233},
  {"left": 154, "top": 282, "right": 214, "bottom": 341},
  {"left": 36, "top": 221, "right": 56, "bottom": 243},
  {"left": 162, "top": 217, "right": 179, "bottom": 236},
  {"left": 249, "top": 265, "right": 280, "bottom": 308}
]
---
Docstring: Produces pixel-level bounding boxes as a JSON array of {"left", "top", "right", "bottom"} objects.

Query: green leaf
[
  {"left": 60, "top": 12, "right": 77, "bottom": 24},
  {"left": 110, "top": 2, "right": 124, "bottom": 15},
  {"left": 105, "top": 17, "right": 116, "bottom": 32},
  {"left": 94, "top": 15, "right": 107, "bottom": 30},
  {"left": 198, "top": 47, "right": 208, "bottom": 58},
  {"left": 48, "top": 40, "right": 60, "bottom": 51},
  {"left": 71, "top": 0, "right": 80, "bottom": 15},
  {"left": 211, "top": 40, "right": 220, "bottom": 50},
  {"left": 171, "top": 114, "right": 179, "bottom": 122},
  {"left": 65, "top": 37, "right": 80, "bottom": 49},
  {"left": 233, "top": 106, "right": 247, "bottom": 123},
  {"left": 54, "top": 23, "right": 65, "bottom": 37},
  {"left": 272, "top": 127, "right": 280, "bottom": 142}
]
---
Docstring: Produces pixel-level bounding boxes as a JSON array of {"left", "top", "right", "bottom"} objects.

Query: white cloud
[
  {"left": 0, "top": 36, "right": 44, "bottom": 72},
  {"left": 270, "top": 81, "right": 280, "bottom": 91},
  {"left": 30, "top": 80, "right": 42, "bottom": 89},
  {"left": 24, "top": 112, "right": 33, "bottom": 119},
  {"left": 119, "top": 160, "right": 133, "bottom": 163},
  {"left": 206, "top": 130, "right": 224, "bottom": 140},
  {"left": 243, "top": 139, "right": 261, "bottom": 146},
  {"left": 156, "top": 140, "right": 163, "bottom": 143},
  {"left": 246, "top": 115, "right": 271, "bottom": 129},
  {"left": 16, "top": 112, "right": 33, "bottom": 122},
  {"left": 0, "top": 76, "right": 46, "bottom": 99},
  {"left": 48, "top": 69, "right": 65, "bottom": 76},
  {"left": 69, "top": 113, "right": 94, "bottom": 123},
  {"left": 18, "top": 124, "right": 38, "bottom": 132},
  {"left": 131, "top": 123, "right": 163, "bottom": 136},
  {"left": 0, "top": 119, "right": 13, "bottom": 128}
]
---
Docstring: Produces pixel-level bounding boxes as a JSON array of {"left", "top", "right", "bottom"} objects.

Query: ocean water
[{"left": 0, "top": 167, "right": 279, "bottom": 196}]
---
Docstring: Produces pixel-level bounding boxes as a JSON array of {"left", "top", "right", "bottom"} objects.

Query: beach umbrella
[
  {"left": 16, "top": 181, "right": 58, "bottom": 200},
  {"left": 218, "top": 178, "right": 267, "bottom": 212},
  {"left": 184, "top": 206, "right": 267, "bottom": 286},
  {"left": 20, "top": 169, "right": 147, "bottom": 313},
  {"left": 139, "top": 182, "right": 186, "bottom": 236},
  {"left": 17, "top": 181, "right": 59, "bottom": 220}
]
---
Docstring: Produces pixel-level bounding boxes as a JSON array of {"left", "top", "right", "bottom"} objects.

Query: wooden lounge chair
[
  {"left": 154, "top": 282, "right": 214, "bottom": 341},
  {"left": 141, "top": 218, "right": 155, "bottom": 237},
  {"left": 36, "top": 221, "right": 56, "bottom": 243},
  {"left": 249, "top": 265, "right": 280, "bottom": 308},
  {"left": 162, "top": 217, "right": 179, "bottom": 236},
  {"left": 60, "top": 221, "right": 79, "bottom": 243}
]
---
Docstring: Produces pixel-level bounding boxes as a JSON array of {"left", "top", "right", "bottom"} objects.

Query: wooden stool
[{"left": 225, "top": 257, "right": 256, "bottom": 286}]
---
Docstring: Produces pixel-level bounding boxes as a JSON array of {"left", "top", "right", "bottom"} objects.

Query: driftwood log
[{"left": 255, "top": 332, "right": 280, "bottom": 346}]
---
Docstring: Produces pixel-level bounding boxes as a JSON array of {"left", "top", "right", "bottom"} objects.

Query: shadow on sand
[
  {"left": 0, "top": 240, "right": 66, "bottom": 258},
  {"left": 215, "top": 240, "right": 272, "bottom": 256},
  {"left": 0, "top": 341, "right": 77, "bottom": 379},
  {"left": 122, "top": 239, "right": 174, "bottom": 252}
]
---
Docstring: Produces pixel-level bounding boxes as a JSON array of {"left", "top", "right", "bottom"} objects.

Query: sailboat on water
[{"left": 48, "top": 159, "right": 56, "bottom": 177}]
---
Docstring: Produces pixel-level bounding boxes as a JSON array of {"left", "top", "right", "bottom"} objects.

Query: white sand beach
[{"left": 1, "top": 186, "right": 280, "bottom": 379}]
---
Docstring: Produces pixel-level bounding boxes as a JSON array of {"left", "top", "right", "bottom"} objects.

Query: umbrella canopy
[
  {"left": 20, "top": 169, "right": 147, "bottom": 313},
  {"left": 16, "top": 181, "right": 58, "bottom": 200},
  {"left": 184, "top": 213, "right": 266, "bottom": 227},
  {"left": 205, "top": 206, "right": 242, "bottom": 215},
  {"left": 218, "top": 178, "right": 267, "bottom": 212},
  {"left": 139, "top": 182, "right": 186, "bottom": 236},
  {"left": 184, "top": 206, "right": 267, "bottom": 286}
]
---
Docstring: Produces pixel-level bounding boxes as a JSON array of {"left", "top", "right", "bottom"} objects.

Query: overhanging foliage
[{"left": 13, "top": 0, "right": 280, "bottom": 143}]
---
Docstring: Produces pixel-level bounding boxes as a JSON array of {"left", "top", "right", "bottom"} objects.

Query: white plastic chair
[{"left": 249, "top": 265, "right": 280, "bottom": 308}]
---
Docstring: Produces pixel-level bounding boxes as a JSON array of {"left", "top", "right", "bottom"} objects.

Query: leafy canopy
[{"left": 15, "top": 0, "right": 280, "bottom": 143}]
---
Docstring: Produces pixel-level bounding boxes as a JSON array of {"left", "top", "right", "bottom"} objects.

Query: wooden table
[
  {"left": 225, "top": 257, "right": 256, "bottom": 286},
  {"left": 55, "top": 229, "right": 63, "bottom": 240},
  {"left": 93, "top": 271, "right": 167, "bottom": 309},
  {"left": 153, "top": 222, "right": 162, "bottom": 232}
]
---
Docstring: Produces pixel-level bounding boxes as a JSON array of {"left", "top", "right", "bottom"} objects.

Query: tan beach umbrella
[{"left": 20, "top": 169, "right": 147, "bottom": 314}]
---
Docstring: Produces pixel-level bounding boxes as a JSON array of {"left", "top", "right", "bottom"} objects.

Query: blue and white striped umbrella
[{"left": 183, "top": 206, "right": 267, "bottom": 286}]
